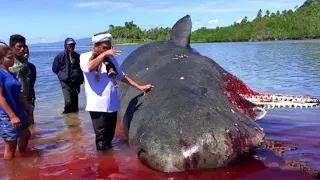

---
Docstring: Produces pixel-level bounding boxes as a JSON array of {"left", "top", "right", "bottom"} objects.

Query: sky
[{"left": 0, "top": 0, "right": 305, "bottom": 44}]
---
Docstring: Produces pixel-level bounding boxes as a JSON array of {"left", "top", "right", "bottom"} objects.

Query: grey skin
[{"left": 118, "top": 15, "right": 265, "bottom": 172}]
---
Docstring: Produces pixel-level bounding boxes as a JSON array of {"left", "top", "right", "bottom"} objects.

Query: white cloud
[
  {"left": 75, "top": 1, "right": 132, "bottom": 8},
  {"left": 193, "top": 19, "right": 219, "bottom": 29},
  {"left": 236, "top": 18, "right": 243, "bottom": 23},
  {"left": 194, "top": 19, "right": 219, "bottom": 25},
  {"left": 75, "top": 0, "right": 304, "bottom": 13},
  {"left": 247, "top": 0, "right": 300, "bottom": 7},
  {"left": 76, "top": 0, "right": 303, "bottom": 13},
  {"left": 141, "top": 0, "right": 171, "bottom": 5},
  {"left": 151, "top": 7, "right": 245, "bottom": 13},
  {"left": 27, "top": 37, "right": 58, "bottom": 44},
  {"left": 75, "top": 0, "right": 246, "bottom": 13},
  {"left": 75, "top": 2, "right": 105, "bottom": 7},
  {"left": 75, "top": 0, "right": 302, "bottom": 13},
  {"left": 241, "top": 0, "right": 302, "bottom": 11},
  {"left": 208, "top": 19, "right": 219, "bottom": 24}
]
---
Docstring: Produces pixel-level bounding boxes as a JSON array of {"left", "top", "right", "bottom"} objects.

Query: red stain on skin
[{"left": 224, "top": 129, "right": 253, "bottom": 159}]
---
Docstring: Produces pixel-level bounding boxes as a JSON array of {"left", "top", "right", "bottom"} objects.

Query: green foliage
[
  {"left": 300, "top": 0, "right": 320, "bottom": 9},
  {"left": 191, "top": 2, "right": 320, "bottom": 42},
  {"left": 103, "top": 0, "right": 320, "bottom": 44},
  {"left": 104, "top": 21, "right": 171, "bottom": 44}
]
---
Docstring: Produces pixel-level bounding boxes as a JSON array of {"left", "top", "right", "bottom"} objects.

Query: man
[
  {"left": 24, "top": 45, "right": 37, "bottom": 108},
  {"left": 6, "top": 34, "right": 32, "bottom": 153},
  {"left": 52, "top": 38, "right": 84, "bottom": 114},
  {"left": 80, "top": 33, "right": 153, "bottom": 151},
  {"left": 9, "top": 34, "right": 34, "bottom": 125}
]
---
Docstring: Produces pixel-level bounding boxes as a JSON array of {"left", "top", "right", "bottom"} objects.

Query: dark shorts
[{"left": 0, "top": 114, "right": 29, "bottom": 141}]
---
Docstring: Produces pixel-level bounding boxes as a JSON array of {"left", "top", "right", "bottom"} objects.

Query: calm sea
[{"left": 0, "top": 40, "right": 320, "bottom": 179}]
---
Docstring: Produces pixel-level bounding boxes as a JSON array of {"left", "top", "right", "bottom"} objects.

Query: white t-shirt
[{"left": 80, "top": 51, "right": 125, "bottom": 112}]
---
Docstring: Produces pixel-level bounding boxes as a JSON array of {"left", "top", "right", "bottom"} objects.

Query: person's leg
[
  {"left": 30, "top": 108, "right": 35, "bottom": 125},
  {"left": 3, "top": 140, "right": 17, "bottom": 160},
  {"left": 18, "top": 128, "right": 31, "bottom": 152},
  {"left": 70, "top": 84, "right": 79, "bottom": 112},
  {"left": 89, "top": 111, "right": 108, "bottom": 151},
  {"left": 73, "top": 91, "right": 79, "bottom": 112},
  {"left": 26, "top": 103, "right": 35, "bottom": 125},
  {"left": 60, "top": 81, "right": 72, "bottom": 114},
  {"left": 105, "top": 112, "right": 117, "bottom": 147},
  {"left": 0, "top": 115, "right": 19, "bottom": 159}
]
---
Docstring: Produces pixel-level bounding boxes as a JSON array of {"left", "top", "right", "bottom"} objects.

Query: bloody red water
[{"left": 0, "top": 111, "right": 318, "bottom": 180}]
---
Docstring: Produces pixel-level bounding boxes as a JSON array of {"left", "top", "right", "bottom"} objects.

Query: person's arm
[
  {"left": 108, "top": 56, "right": 154, "bottom": 95},
  {"left": 52, "top": 54, "right": 60, "bottom": 74},
  {"left": 11, "top": 63, "right": 31, "bottom": 112},
  {"left": 0, "top": 81, "right": 21, "bottom": 127},
  {"left": 33, "top": 64, "right": 37, "bottom": 87},
  {"left": 19, "top": 92, "right": 33, "bottom": 124},
  {"left": 121, "top": 75, "right": 142, "bottom": 90},
  {"left": 73, "top": 53, "right": 84, "bottom": 85},
  {"left": 0, "top": 87, "right": 17, "bottom": 119},
  {"left": 87, "top": 49, "right": 121, "bottom": 72},
  {"left": 28, "top": 63, "right": 36, "bottom": 87},
  {"left": 10, "top": 70, "right": 34, "bottom": 124},
  {"left": 19, "top": 93, "right": 32, "bottom": 114},
  {"left": 121, "top": 75, "right": 154, "bottom": 95}
]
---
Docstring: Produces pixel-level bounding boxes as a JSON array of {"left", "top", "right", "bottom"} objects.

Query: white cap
[{"left": 92, "top": 33, "right": 112, "bottom": 44}]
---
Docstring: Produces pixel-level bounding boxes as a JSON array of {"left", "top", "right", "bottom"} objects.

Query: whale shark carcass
[{"left": 117, "top": 15, "right": 319, "bottom": 172}]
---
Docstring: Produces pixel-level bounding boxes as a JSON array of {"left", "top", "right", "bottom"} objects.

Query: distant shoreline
[
  {"left": 191, "top": 37, "right": 320, "bottom": 44},
  {"left": 114, "top": 42, "right": 141, "bottom": 46},
  {"left": 111, "top": 38, "right": 320, "bottom": 46},
  {"left": 85, "top": 42, "right": 143, "bottom": 47},
  {"left": 31, "top": 38, "right": 320, "bottom": 48}
]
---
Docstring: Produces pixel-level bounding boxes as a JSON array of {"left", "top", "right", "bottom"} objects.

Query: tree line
[
  {"left": 104, "top": 0, "right": 320, "bottom": 44},
  {"left": 106, "top": 21, "right": 171, "bottom": 44}
]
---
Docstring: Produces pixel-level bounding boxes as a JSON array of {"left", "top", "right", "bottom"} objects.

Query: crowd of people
[{"left": 0, "top": 32, "right": 154, "bottom": 159}]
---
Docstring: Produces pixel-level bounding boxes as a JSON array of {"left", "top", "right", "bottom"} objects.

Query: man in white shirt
[{"left": 80, "top": 33, "right": 153, "bottom": 151}]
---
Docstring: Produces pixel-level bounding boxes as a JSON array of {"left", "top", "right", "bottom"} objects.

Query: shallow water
[{"left": 1, "top": 40, "right": 320, "bottom": 179}]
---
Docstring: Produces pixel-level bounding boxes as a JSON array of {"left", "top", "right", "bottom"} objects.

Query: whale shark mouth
[{"left": 224, "top": 73, "right": 320, "bottom": 120}]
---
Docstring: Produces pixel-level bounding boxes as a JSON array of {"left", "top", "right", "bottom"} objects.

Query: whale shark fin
[{"left": 169, "top": 15, "right": 192, "bottom": 49}]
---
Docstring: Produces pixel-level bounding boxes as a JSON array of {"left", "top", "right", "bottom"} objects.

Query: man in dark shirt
[
  {"left": 24, "top": 45, "right": 36, "bottom": 108},
  {"left": 52, "top": 38, "right": 84, "bottom": 114},
  {"left": 9, "top": 34, "right": 34, "bottom": 125}
]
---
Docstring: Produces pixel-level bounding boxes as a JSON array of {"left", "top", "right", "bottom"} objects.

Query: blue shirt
[{"left": 0, "top": 69, "right": 24, "bottom": 117}]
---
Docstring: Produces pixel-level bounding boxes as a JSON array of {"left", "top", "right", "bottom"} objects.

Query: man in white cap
[
  {"left": 80, "top": 32, "right": 154, "bottom": 152},
  {"left": 90, "top": 33, "right": 118, "bottom": 83}
]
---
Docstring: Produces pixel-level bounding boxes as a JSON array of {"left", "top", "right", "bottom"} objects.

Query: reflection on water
[{"left": 1, "top": 40, "right": 320, "bottom": 179}]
